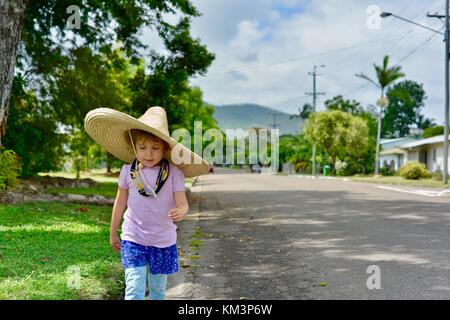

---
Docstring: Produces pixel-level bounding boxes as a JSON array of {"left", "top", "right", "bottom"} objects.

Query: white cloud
[{"left": 141, "top": 0, "right": 448, "bottom": 123}]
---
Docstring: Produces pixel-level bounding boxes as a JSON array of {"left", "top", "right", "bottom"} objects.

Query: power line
[
  {"left": 344, "top": 1, "right": 444, "bottom": 98},
  {"left": 397, "top": 28, "right": 443, "bottom": 63},
  {"left": 203, "top": 31, "right": 425, "bottom": 77}
]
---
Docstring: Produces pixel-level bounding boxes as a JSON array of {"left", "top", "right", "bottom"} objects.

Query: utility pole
[
  {"left": 269, "top": 113, "right": 280, "bottom": 130},
  {"left": 305, "top": 65, "right": 326, "bottom": 176},
  {"left": 427, "top": 2, "right": 450, "bottom": 184}
]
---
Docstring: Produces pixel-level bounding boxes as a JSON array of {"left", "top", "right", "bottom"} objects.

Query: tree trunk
[
  {"left": 331, "top": 155, "right": 336, "bottom": 175},
  {"left": 106, "top": 152, "right": 113, "bottom": 174},
  {"left": 0, "top": 0, "right": 28, "bottom": 147}
]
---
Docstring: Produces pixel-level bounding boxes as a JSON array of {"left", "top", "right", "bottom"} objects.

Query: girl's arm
[
  {"left": 110, "top": 187, "right": 128, "bottom": 250},
  {"left": 169, "top": 191, "right": 189, "bottom": 222}
]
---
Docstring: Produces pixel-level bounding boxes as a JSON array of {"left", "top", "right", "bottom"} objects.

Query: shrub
[
  {"left": 399, "top": 161, "right": 431, "bottom": 180},
  {"left": 0, "top": 148, "right": 22, "bottom": 191},
  {"left": 380, "top": 166, "right": 396, "bottom": 176},
  {"left": 336, "top": 160, "right": 361, "bottom": 176},
  {"left": 432, "top": 171, "right": 443, "bottom": 181}
]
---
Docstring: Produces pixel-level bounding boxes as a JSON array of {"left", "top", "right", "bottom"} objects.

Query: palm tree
[
  {"left": 290, "top": 103, "right": 313, "bottom": 133},
  {"left": 356, "top": 55, "right": 405, "bottom": 174}
]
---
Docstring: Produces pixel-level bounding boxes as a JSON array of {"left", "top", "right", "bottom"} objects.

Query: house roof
[
  {"left": 380, "top": 137, "right": 414, "bottom": 144},
  {"left": 380, "top": 137, "right": 419, "bottom": 150},
  {"left": 401, "top": 135, "right": 450, "bottom": 149}
]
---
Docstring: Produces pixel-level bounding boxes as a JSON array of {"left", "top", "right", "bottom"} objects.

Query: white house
[
  {"left": 400, "top": 135, "right": 450, "bottom": 173},
  {"left": 379, "top": 137, "right": 418, "bottom": 171}
]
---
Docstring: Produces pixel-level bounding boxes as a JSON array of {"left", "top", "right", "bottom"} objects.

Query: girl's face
[{"left": 135, "top": 137, "right": 166, "bottom": 168}]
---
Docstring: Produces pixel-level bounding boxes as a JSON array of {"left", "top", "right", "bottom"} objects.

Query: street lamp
[
  {"left": 380, "top": 12, "right": 444, "bottom": 34},
  {"left": 381, "top": 5, "right": 449, "bottom": 184}
]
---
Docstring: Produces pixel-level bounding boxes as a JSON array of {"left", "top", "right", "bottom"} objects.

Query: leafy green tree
[
  {"left": 3, "top": 74, "right": 66, "bottom": 177},
  {"left": 1, "top": 0, "right": 206, "bottom": 146},
  {"left": 304, "top": 110, "right": 369, "bottom": 174},
  {"left": 324, "top": 95, "right": 377, "bottom": 173},
  {"left": 46, "top": 46, "right": 134, "bottom": 174},
  {"left": 280, "top": 134, "right": 314, "bottom": 173},
  {"left": 49, "top": 46, "right": 133, "bottom": 127},
  {"left": 382, "top": 80, "right": 432, "bottom": 137},
  {"left": 290, "top": 103, "right": 313, "bottom": 133},
  {"left": 423, "top": 126, "right": 444, "bottom": 138},
  {"left": 356, "top": 55, "right": 405, "bottom": 174},
  {"left": 324, "top": 95, "right": 365, "bottom": 115},
  {"left": 129, "top": 18, "right": 214, "bottom": 131}
]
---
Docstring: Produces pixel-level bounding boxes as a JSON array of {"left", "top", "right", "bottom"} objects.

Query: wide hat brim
[{"left": 84, "top": 108, "right": 211, "bottom": 178}]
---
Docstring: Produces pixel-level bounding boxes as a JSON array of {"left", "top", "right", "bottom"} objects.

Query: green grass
[
  {"left": 349, "top": 175, "right": 450, "bottom": 189},
  {"left": 0, "top": 170, "right": 197, "bottom": 299},
  {"left": 39, "top": 170, "right": 195, "bottom": 198},
  {"left": 43, "top": 182, "right": 118, "bottom": 198},
  {"left": 0, "top": 201, "right": 124, "bottom": 300},
  {"left": 38, "top": 169, "right": 120, "bottom": 184}
]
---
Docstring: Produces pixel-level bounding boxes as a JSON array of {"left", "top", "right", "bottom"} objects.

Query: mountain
[{"left": 211, "top": 103, "right": 301, "bottom": 135}]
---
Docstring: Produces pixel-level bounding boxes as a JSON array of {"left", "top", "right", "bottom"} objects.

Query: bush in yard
[
  {"left": 399, "top": 161, "right": 431, "bottom": 179},
  {"left": 432, "top": 170, "right": 443, "bottom": 181},
  {"left": 0, "top": 148, "right": 22, "bottom": 191},
  {"left": 380, "top": 166, "right": 396, "bottom": 176}
]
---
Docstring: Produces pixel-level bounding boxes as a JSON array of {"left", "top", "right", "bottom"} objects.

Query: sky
[{"left": 141, "top": 0, "right": 448, "bottom": 125}]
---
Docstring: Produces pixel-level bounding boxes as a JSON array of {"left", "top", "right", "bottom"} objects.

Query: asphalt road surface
[{"left": 167, "top": 168, "right": 450, "bottom": 300}]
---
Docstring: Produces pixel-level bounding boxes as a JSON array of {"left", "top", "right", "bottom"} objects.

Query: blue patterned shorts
[{"left": 120, "top": 240, "right": 178, "bottom": 274}]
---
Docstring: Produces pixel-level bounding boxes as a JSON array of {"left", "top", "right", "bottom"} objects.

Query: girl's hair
[{"left": 127, "top": 129, "right": 171, "bottom": 153}]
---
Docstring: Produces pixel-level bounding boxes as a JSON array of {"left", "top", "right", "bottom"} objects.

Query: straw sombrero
[{"left": 84, "top": 107, "right": 211, "bottom": 178}]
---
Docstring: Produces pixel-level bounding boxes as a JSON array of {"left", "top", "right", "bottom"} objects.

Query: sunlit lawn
[
  {"left": 43, "top": 183, "right": 118, "bottom": 198},
  {"left": 0, "top": 201, "right": 124, "bottom": 300},
  {"left": 0, "top": 169, "right": 196, "bottom": 299},
  {"left": 39, "top": 169, "right": 195, "bottom": 198},
  {"left": 349, "top": 175, "right": 450, "bottom": 189}
]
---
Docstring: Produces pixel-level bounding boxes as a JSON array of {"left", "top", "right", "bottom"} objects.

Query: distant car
[{"left": 251, "top": 164, "right": 261, "bottom": 173}]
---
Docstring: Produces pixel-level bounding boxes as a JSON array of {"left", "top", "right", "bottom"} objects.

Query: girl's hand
[
  {"left": 169, "top": 207, "right": 187, "bottom": 222},
  {"left": 110, "top": 233, "right": 121, "bottom": 252}
]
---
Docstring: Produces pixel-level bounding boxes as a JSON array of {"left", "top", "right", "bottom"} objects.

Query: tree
[
  {"left": 3, "top": 74, "right": 66, "bottom": 177},
  {"left": 280, "top": 134, "right": 313, "bottom": 173},
  {"left": 0, "top": 1, "right": 28, "bottom": 143},
  {"left": 49, "top": 46, "right": 133, "bottom": 128},
  {"left": 129, "top": 17, "right": 214, "bottom": 131},
  {"left": 356, "top": 55, "right": 405, "bottom": 174},
  {"left": 45, "top": 45, "right": 135, "bottom": 174},
  {"left": 324, "top": 95, "right": 365, "bottom": 115},
  {"left": 304, "top": 110, "right": 369, "bottom": 174},
  {"left": 382, "top": 80, "right": 432, "bottom": 137},
  {"left": 290, "top": 103, "right": 313, "bottom": 133},
  {"left": 423, "top": 126, "right": 444, "bottom": 138},
  {"left": 0, "top": 0, "right": 205, "bottom": 146},
  {"left": 325, "top": 95, "right": 377, "bottom": 173}
]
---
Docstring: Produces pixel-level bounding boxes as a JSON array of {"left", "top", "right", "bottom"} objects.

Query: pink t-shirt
[{"left": 117, "top": 162, "right": 186, "bottom": 248}]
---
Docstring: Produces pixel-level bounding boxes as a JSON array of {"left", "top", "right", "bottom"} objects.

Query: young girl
[{"left": 84, "top": 106, "right": 210, "bottom": 300}]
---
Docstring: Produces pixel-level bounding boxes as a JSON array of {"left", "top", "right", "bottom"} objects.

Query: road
[{"left": 167, "top": 168, "right": 450, "bottom": 300}]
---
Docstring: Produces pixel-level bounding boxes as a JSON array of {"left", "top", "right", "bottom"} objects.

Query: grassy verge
[
  {"left": 0, "top": 170, "right": 197, "bottom": 299},
  {"left": 40, "top": 171, "right": 196, "bottom": 198},
  {"left": 43, "top": 183, "right": 118, "bottom": 198},
  {"left": 0, "top": 201, "right": 124, "bottom": 300},
  {"left": 38, "top": 170, "right": 119, "bottom": 183},
  {"left": 349, "top": 175, "right": 450, "bottom": 189}
]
